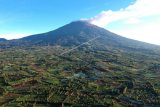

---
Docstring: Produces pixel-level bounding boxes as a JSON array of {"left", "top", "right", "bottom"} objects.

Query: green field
[{"left": 0, "top": 46, "right": 160, "bottom": 107}]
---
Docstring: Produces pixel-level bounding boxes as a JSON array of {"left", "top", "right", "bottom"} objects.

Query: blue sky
[{"left": 0, "top": 0, "right": 160, "bottom": 45}]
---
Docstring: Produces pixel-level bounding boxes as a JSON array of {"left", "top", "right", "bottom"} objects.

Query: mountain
[
  {"left": 8, "top": 21, "right": 157, "bottom": 49},
  {"left": 0, "top": 21, "right": 159, "bottom": 52}
]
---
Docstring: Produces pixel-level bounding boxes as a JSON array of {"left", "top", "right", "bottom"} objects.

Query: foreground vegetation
[{"left": 0, "top": 45, "right": 160, "bottom": 107}]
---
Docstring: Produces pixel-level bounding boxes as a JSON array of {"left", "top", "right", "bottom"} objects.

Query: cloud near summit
[{"left": 87, "top": 0, "right": 160, "bottom": 27}]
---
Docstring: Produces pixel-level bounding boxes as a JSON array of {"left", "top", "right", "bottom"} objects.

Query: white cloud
[
  {"left": 87, "top": 0, "right": 160, "bottom": 27},
  {"left": 109, "top": 20, "right": 160, "bottom": 45},
  {"left": 124, "top": 18, "right": 140, "bottom": 24},
  {"left": 0, "top": 33, "right": 30, "bottom": 40},
  {"left": 86, "top": 0, "right": 160, "bottom": 45}
]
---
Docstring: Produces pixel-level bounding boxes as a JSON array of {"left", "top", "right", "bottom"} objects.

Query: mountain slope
[{"left": 20, "top": 20, "right": 114, "bottom": 46}]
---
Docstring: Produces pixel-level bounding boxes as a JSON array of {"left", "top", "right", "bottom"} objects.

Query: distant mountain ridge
[{"left": 0, "top": 38, "right": 7, "bottom": 42}]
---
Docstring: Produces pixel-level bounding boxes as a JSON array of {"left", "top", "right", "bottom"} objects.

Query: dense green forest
[{"left": 0, "top": 45, "right": 160, "bottom": 107}]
